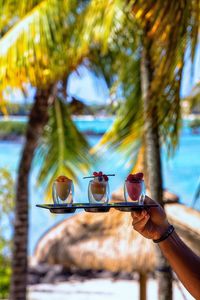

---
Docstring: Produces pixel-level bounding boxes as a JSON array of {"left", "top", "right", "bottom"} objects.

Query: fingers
[
  {"left": 134, "top": 214, "right": 150, "bottom": 231},
  {"left": 131, "top": 209, "right": 147, "bottom": 220},
  {"left": 131, "top": 210, "right": 150, "bottom": 232}
]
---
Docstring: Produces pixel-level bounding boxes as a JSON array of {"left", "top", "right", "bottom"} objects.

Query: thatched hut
[
  {"left": 33, "top": 208, "right": 157, "bottom": 300},
  {"left": 34, "top": 209, "right": 157, "bottom": 273}
]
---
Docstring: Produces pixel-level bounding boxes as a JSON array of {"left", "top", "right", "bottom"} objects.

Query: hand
[{"left": 131, "top": 196, "right": 170, "bottom": 240}]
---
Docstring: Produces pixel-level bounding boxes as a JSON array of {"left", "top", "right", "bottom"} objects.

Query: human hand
[{"left": 131, "top": 196, "right": 170, "bottom": 240}]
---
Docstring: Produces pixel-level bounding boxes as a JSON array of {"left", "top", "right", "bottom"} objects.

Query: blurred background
[{"left": 0, "top": 1, "right": 199, "bottom": 300}]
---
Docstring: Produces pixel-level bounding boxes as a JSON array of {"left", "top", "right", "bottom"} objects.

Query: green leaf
[
  {"left": 36, "top": 98, "right": 92, "bottom": 200},
  {"left": 0, "top": 0, "right": 83, "bottom": 89},
  {"left": 0, "top": 0, "right": 43, "bottom": 33}
]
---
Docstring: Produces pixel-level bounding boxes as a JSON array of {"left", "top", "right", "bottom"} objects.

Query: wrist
[
  {"left": 153, "top": 224, "right": 174, "bottom": 243},
  {"left": 153, "top": 221, "right": 170, "bottom": 240}
]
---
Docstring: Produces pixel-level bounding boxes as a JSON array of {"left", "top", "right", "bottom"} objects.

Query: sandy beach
[{"left": 28, "top": 278, "right": 195, "bottom": 300}]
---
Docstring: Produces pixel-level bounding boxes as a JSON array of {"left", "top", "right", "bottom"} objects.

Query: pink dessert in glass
[{"left": 126, "top": 173, "right": 144, "bottom": 201}]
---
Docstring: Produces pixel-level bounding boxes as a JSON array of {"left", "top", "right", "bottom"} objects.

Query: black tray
[{"left": 36, "top": 202, "right": 158, "bottom": 214}]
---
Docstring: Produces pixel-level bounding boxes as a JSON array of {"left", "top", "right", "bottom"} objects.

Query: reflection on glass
[
  {"left": 124, "top": 175, "right": 145, "bottom": 205},
  {"left": 52, "top": 176, "right": 73, "bottom": 204},
  {"left": 88, "top": 180, "right": 109, "bottom": 204}
]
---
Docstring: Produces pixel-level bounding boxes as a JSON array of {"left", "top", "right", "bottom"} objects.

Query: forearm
[{"left": 159, "top": 230, "right": 200, "bottom": 300}]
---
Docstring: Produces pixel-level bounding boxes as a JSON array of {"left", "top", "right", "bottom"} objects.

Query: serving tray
[{"left": 36, "top": 202, "right": 158, "bottom": 214}]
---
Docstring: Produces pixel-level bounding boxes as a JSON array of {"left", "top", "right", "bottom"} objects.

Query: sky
[
  {"left": 67, "top": 66, "right": 110, "bottom": 105},
  {"left": 4, "top": 43, "right": 200, "bottom": 105}
]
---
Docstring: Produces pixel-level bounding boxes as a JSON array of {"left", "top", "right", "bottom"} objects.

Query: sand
[{"left": 28, "top": 278, "right": 195, "bottom": 300}]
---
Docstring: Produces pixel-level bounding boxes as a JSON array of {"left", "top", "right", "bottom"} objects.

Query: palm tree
[
  {"left": 37, "top": 95, "right": 92, "bottom": 198},
  {"left": 134, "top": 3, "right": 199, "bottom": 299},
  {"left": 140, "top": 27, "right": 173, "bottom": 299},
  {"left": 0, "top": 1, "right": 91, "bottom": 299},
  {"left": 9, "top": 86, "right": 53, "bottom": 300},
  {"left": 0, "top": 2, "right": 131, "bottom": 299},
  {"left": 85, "top": 1, "right": 199, "bottom": 299}
]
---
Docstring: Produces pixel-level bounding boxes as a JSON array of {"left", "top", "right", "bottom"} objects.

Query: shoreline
[
  {"left": 0, "top": 135, "right": 25, "bottom": 142},
  {"left": 0, "top": 130, "right": 104, "bottom": 142},
  {"left": 0, "top": 113, "right": 199, "bottom": 120},
  {"left": 0, "top": 115, "right": 199, "bottom": 142},
  {"left": 0, "top": 114, "right": 115, "bottom": 122}
]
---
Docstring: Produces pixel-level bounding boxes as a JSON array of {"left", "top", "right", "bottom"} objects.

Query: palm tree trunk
[
  {"left": 140, "top": 33, "right": 173, "bottom": 300},
  {"left": 9, "top": 86, "right": 54, "bottom": 300}
]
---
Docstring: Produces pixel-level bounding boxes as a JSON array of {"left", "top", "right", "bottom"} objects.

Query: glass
[
  {"left": 88, "top": 180, "right": 109, "bottom": 204},
  {"left": 124, "top": 180, "right": 145, "bottom": 205},
  {"left": 52, "top": 180, "right": 74, "bottom": 204}
]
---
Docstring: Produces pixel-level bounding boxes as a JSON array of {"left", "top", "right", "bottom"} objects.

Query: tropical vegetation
[
  {"left": 0, "top": 168, "right": 14, "bottom": 298},
  {"left": 0, "top": 120, "right": 27, "bottom": 138},
  {"left": 0, "top": 1, "right": 199, "bottom": 300},
  {"left": 189, "top": 118, "right": 200, "bottom": 131},
  {"left": 187, "top": 82, "right": 200, "bottom": 114},
  {"left": 0, "top": 102, "right": 31, "bottom": 115}
]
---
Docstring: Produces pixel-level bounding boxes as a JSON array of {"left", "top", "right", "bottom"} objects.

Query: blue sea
[{"left": 0, "top": 117, "right": 199, "bottom": 255}]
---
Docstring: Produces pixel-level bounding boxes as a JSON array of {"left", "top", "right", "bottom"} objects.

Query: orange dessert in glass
[
  {"left": 53, "top": 175, "right": 73, "bottom": 204},
  {"left": 89, "top": 171, "right": 109, "bottom": 204}
]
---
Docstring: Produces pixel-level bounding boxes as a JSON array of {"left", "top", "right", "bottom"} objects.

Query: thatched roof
[
  {"left": 165, "top": 204, "right": 200, "bottom": 256},
  {"left": 33, "top": 209, "right": 157, "bottom": 273}
]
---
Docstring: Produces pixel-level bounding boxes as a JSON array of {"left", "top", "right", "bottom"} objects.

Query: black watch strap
[{"left": 153, "top": 225, "right": 174, "bottom": 243}]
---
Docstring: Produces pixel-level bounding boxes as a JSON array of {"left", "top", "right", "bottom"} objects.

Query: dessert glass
[
  {"left": 124, "top": 179, "right": 145, "bottom": 205},
  {"left": 88, "top": 179, "right": 109, "bottom": 204},
  {"left": 52, "top": 176, "right": 74, "bottom": 204}
]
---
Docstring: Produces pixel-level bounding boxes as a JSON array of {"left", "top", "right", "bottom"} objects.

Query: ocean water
[{"left": 0, "top": 118, "right": 199, "bottom": 254}]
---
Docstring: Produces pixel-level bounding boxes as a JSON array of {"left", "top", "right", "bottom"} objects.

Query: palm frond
[
  {"left": 0, "top": 0, "right": 83, "bottom": 89},
  {"left": 79, "top": 0, "right": 135, "bottom": 55},
  {"left": 98, "top": 59, "right": 142, "bottom": 145},
  {"left": 130, "top": 0, "right": 200, "bottom": 153},
  {"left": 90, "top": 55, "right": 143, "bottom": 177},
  {"left": 85, "top": 0, "right": 199, "bottom": 157},
  {"left": 185, "top": 82, "right": 200, "bottom": 112},
  {"left": 0, "top": 0, "right": 133, "bottom": 90},
  {"left": 0, "top": 0, "right": 43, "bottom": 33},
  {"left": 82, "top": 2, "right": 143, "bottom": 171},
  {"left": 36, "top": 98, "right": 91, "bottom": 199},
  {"left": 82, "top": 2, "right": 141, "bottom": 152},
  {"left": 85, "top": 2, "right": 138, "bottom": 87},
  {"left": 0, "top": 0, "right": 44, "bottom": 36}
]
